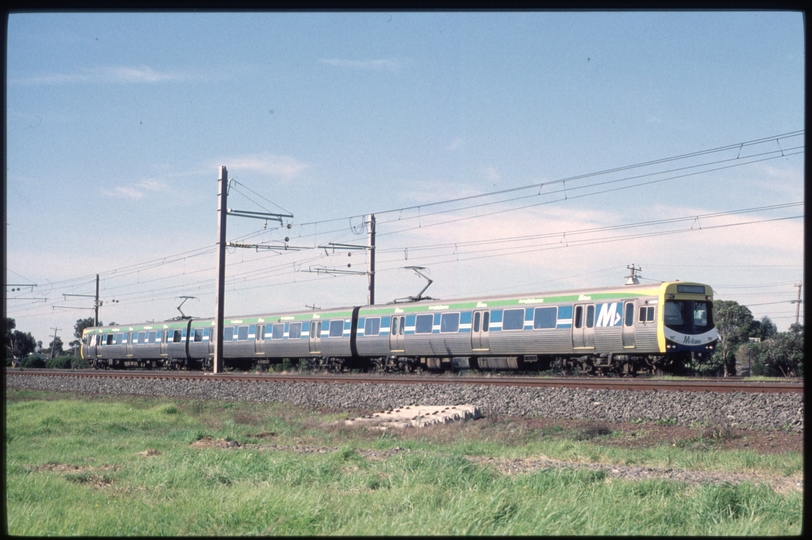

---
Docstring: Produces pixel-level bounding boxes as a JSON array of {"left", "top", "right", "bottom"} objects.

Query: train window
[
  {"left": 638, "top": 306, "right": 655, "bottom": 323},
  {"left": 574, "top": 306, "right": 583, "bottom": 329},
  {"left": 473, "top": 312, "right": 480, "bottom": 333},
  {"left": 502, "top": 309, "right": 525, "bottom": 331},
  {"left": 400, "top": 317, "right": 405, "bottom": 335},
  {"left": 391, "top": 317, "right": 398, "bottom": 336},
  {"left": 272, "top": 323, "right": 285, "bottom": 340},
  {"left": 193, "top": 329, "right": 203, "bottom": 342},
  {"left": 237, "top": 326, "right": 249, "bottom": 341},
  {"left": 694, "top": 303, "right": 709, "bottom": 327},
  {"left": 115, "top": 333, "right": 124, "bottom": 345},
  {"left": 624, "top": 303, "right": 635, "bottom": 327},
  {"left": 664, "top": 301, "right": 684, "bottom": 325},
  {"left": 415, "top": 314, "right": 433, "bottom": 334},
  {"left": 329, "top": 320, "right": 344, "bottom": 338},
  {"left": 172, "top": 330, "right": 182, "bottom": 343},
  {"left": 533, "top": 307, "right": 557, "bottom": 329},
  {"left": 482, "top": 312, "right": 489, "bottom": 332},
  {"left": 224, "top": 327, "right": 234, "bottom": 341},
  {"left": 138, "top": 331, "right": 146, "bottom": 344},
  {"left": 148, "top": 331, "right": 157, "bottom": 343},
  {"left": 440, "top": 313, "right": 460, "bottom": 333},
  {"left": 289, "top": 322, "right": 302, "bottom": 339},
  {"left": 586, "top": 305, "right": 595, "bottom": 328},
  {"left": 364, "top": 317, "right": 380, "bottom": 337}
]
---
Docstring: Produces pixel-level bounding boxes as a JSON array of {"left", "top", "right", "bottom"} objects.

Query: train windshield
[{"left": 664, "top": 300, "right": 713, "bottom": 333}]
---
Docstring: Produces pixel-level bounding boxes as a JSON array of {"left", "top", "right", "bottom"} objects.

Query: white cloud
[
  {"left": 102, "top": 178, "right": 169, "bottom": 199},
  {"left": 220, "top": 154, "right": 310, "bottom": 181},
  {"left": 9, "top": 65, "right": 191, "bottom": 85},
  {"left": 370, "top": 198, "right": 803, "bottom": 301},
  {"left": 319, "top": 58, "right": 405, "bottom": 72}
]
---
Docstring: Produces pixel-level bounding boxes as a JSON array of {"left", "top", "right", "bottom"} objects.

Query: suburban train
[{"left": 80, "top": 280, "right": 718, "bottom": 376}]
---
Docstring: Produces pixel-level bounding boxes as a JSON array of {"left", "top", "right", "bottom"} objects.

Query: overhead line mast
[{"left": 214, "top": 166, "right": 295, "bottom": 373}]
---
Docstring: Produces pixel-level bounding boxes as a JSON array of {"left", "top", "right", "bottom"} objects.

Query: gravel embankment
[{"left": 6, "top": 374, "right": 803, "bottom": 431}]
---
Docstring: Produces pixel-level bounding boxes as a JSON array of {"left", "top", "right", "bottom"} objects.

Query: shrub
[
  {"left": 19, "top": 356, "right": 46, "bottom": 369},
  {"left": 71, "top": 357, "right": 91, "bottom": 369},
  {"left": 46, "top": 356, "right": 73, "bottom": 369}
]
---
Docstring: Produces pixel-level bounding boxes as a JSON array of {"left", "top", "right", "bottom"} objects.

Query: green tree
[
  {"left": 752, "top": 324, "right": 804, "bottom": 377},
  {"left": 5, "top": 318, "right": 16, "bottom": 364},
  {"left": 712, "top": 300, "right": 755, "bottom": 377},
  {"left": 74, "top": 317, "right": 99, "bottom": 340},
  {"left": 5, "top": 317, "right": 16, "bottom": 348},
  {"left": 44, "top": 336, "right": 65, "bottom": 358},
  {"left": 749, "top": 315, "right": 778, "bottom": 341},
  {"left": 9, "top": 330, "right": 37, "bottom": 360},
  {"left": 69, "top": 317, "right": 100, "bottom": 356}
]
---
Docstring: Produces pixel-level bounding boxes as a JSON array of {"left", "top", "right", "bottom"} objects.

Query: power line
[{"left": 291, "top": 130, "right": 804, "bottom": 229}]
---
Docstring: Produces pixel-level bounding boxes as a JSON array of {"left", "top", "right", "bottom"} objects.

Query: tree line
[
  {"left": 5, "top": 317, "right": 99, "bottom": 369},
  {"left": 709, "top": 300, "right": 803, "bottom": 377}
]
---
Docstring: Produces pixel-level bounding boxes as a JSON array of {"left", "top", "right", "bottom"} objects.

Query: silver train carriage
[{"left": 81, "top": 281, "right": 718, "bottom": 375}]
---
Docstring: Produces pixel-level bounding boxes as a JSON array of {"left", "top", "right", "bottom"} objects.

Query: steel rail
[{"left": 6, "top": 369, "right": 803, "bottom": 394}]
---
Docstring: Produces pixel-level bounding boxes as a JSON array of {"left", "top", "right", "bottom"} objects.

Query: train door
[
  {"left": 572, "top": 304, "right": 596, "bottom": 349},
  {"left": 84, "top": 334, "right": 96, "bottom": 359},
  {"left": 308, "top": 320, "right": 322, "bottom": 353},
  {"left": 126, "top": 332, "right": 134, "bottom": 357},
  {"left": 160, "top": 330, "right": 169, "bottom": 357},
  {"left": 389, "top": 315, "right": 405, "bottom": 352},
  {"left": 471, "top": 310, "right": 490, "bottom": 351},
  {"left": 622, "top": 302, "right": 636, "bottom": 348},
  {"left": 254, "top": 324, "right": 265, "bottom": 355}
]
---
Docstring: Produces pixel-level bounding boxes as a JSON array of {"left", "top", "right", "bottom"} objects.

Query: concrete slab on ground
[{"left": 344, "top": 405, "right": 481, "bottom": 430}]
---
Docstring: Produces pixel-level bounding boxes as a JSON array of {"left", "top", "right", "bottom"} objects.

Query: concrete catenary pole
[
  {"left": 94, "top": 274, "right": 100, "bottom": 327},
  {"left": 366, "top": 214, "right": 376, "bottom": 305},
  {"left": 214, "top": 166, "right": 228, "bottom": 373}
]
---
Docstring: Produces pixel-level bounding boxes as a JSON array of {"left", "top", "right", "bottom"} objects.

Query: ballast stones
[{"left": 344, "top": 404, "right": 481, "bottom": 430}]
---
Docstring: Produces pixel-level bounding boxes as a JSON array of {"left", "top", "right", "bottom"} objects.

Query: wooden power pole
[{"left": 792, "top": 282, "right": 803, "bottom": 326}]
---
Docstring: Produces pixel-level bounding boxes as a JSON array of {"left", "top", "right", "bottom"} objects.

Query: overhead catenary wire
[
  {"left": 13, "top": 131, "right": 802, "bottom": 293},
  {"left": 7, "top": 131, "right": 804, "bottom": 323}
]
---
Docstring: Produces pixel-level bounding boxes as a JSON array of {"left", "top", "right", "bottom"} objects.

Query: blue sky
[{"left": 5, "top": 11, "right": 804, "bottom": 346}]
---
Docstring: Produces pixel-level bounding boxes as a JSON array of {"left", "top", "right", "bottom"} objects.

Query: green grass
[{"left": 5, "top": 389, "right": 803, "bottom": 535}]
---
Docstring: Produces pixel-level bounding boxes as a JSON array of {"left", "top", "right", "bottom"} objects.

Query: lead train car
[{"left": 81, "top": 281, "right": 718, "bottom": 375}]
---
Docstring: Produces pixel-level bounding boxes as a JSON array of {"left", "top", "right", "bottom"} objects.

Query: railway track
[{"left": 6, "top": 369, "right": 803, "bottom": 394}]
